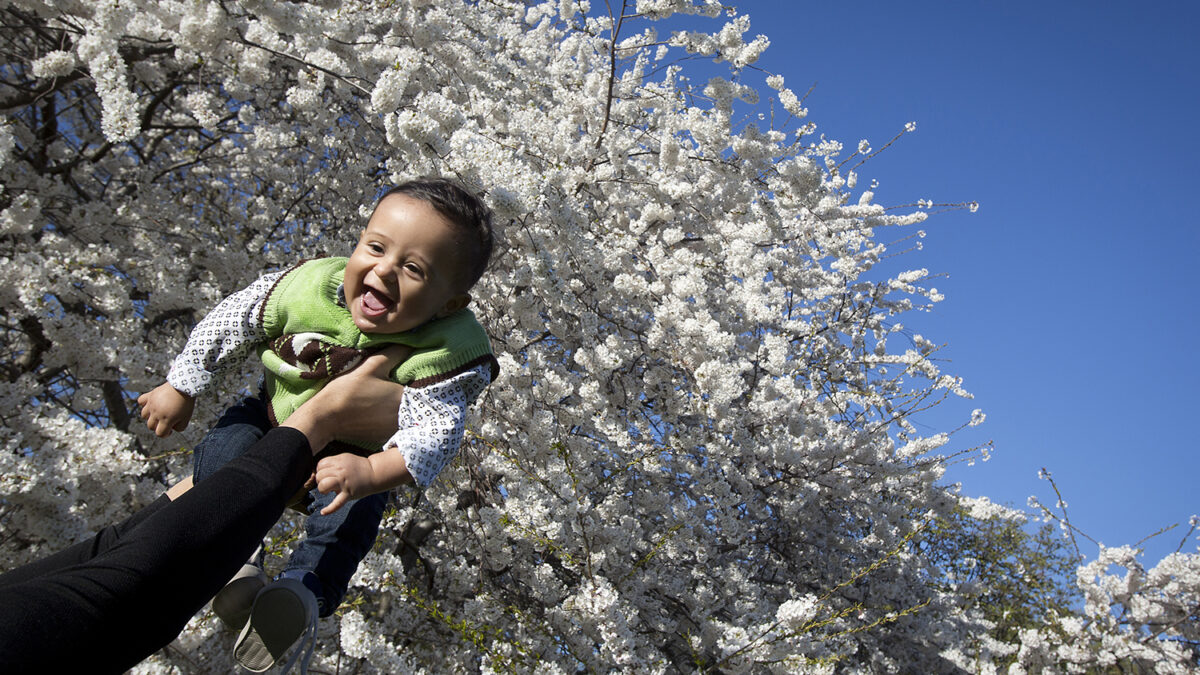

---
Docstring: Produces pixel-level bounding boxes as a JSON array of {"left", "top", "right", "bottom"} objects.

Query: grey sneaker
[
  {"left": 212, "top": 552, "right": 268, "bottom": 630},
  {"left": 233, "top": 578, "right": 319, "bottom": 673}
]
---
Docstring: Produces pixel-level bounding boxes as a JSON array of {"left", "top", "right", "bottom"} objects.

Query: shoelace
[{"left": 279, "top": 609, "right": 318, "bottom": 675}]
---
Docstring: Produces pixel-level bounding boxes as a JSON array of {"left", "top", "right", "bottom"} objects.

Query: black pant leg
[
  {"left": 0, "top": 495, "right": 171, "bottom": 590},
  {"left": 0, "top": 427, "right": 315, "bottom": 674}
]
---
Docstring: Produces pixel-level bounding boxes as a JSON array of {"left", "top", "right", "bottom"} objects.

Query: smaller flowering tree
[
  {"left": 1008, "top": 476, "right": 1200, "bottom": 673},
  {"left": 1021, "top": 543, "right": 1199, "bottom": 672}
]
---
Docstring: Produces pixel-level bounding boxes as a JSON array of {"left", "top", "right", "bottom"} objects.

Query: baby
[{"left": 139, "top": 177, "right": 497, "bottom": 671}]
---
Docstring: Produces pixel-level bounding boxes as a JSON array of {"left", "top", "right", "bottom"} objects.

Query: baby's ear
[{"left": 438, "top": 293, "right": 470, "bottom": 317}]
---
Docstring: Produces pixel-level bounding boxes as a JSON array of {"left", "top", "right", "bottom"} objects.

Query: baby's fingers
[
  {"left": 322, "top": 491, "right": 350, "bottom": 515},
  {"left": 152, "top": 417, "right": 174, "bottom": 438}
]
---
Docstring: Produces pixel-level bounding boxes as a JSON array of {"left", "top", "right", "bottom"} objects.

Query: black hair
[{"left": 374, "top": 177, "right": 494, "bottom": 291}]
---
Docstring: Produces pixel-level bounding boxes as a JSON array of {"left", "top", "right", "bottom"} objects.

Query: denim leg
[
  {"left": 192, "top": 396, "right": 272, "bottom": 484},
  {"left": 283, "top": 489, "right": 388, "bottom": 616}
]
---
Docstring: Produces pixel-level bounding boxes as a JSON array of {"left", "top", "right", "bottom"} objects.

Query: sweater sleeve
[
  {"left": 384, "top": 363, "right": 491, "bottom": 488},
  {"left": 166, "top": 270, "right": 285, "bottom": 397}
]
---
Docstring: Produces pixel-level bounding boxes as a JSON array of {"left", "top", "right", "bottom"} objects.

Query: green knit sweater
[{"left": 256, "top": 257, "right": 498, "bottom": 444}]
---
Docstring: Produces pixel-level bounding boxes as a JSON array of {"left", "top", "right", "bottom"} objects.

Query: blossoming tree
[{"left": 0, "top": 0, "right": 1194, "bottom": 672}]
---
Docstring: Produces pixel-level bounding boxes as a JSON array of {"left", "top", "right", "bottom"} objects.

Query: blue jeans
[{"left": 192, "top": 396, "right": 388, "bottom": 616}]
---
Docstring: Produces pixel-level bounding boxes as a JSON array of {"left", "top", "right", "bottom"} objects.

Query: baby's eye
[
  {"left": 367, "top": 242, "right": 385, "bottom": 254},
  {"left": 404, "top": 262, "right": 424, "bottom": 277}
]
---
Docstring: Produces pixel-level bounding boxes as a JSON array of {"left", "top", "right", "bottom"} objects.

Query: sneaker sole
[
  {"left": 213, "top": 570, "right": 267, "bottom": 630},
  {"left": 233, "top": 579, "right": 315, "bottom": 672}
]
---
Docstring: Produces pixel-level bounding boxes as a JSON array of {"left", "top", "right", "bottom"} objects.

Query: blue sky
[{"left": 726, "top": 0, "right": 1199, "bottom": 563}]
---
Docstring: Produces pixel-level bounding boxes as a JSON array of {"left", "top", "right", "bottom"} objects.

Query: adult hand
[{"left": 283, "top": 345, "right": 411, "bottom": 451}]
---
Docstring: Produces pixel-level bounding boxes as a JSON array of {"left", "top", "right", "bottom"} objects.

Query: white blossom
[
  {"left": 775, "top": 595, "right": 819, "bottom": 627},
  {"left": 183, "top": 90, "right": 222, "bottom": 130},
  {"left": 0, "top": 122, "right": 15, "bottom": 173},
  {"left": 31, "top": 50, "right": 76, "bottom": 78}
]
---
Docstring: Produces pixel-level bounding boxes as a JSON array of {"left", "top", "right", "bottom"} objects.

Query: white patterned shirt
[{"left": 166, "top": 270, "right": 491, "bottom": 487}]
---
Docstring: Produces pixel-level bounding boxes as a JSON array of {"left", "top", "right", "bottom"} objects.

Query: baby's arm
[
  {"left": 137, "top": 270, "right": 283, "bottom": 437},
  {"left": 314, "top": 452, "right": 411, "bottom": 515},
  {"left": 316, "top": 363, "right": 492, "bottom": 514}
]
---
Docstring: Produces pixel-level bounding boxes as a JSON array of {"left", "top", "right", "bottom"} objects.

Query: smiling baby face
[{"left": 343, "top": 193, "right": 470, "bottom": 334}]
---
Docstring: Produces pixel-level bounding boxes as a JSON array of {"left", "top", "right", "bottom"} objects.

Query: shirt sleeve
[
  {"left": 165, "top": 270, "right": 284, "bottom": 397},
  {"left": 385, "top": 363, "right": 492, "bottom": 488}
]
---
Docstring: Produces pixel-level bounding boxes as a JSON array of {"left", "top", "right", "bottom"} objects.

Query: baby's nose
[{"left": 372, "top": 261, "right": 397, "bottom": 280}]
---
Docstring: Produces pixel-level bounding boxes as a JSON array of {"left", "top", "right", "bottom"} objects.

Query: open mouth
[{"left": 359, "top": 285, "right": 395, "bottom": 318}]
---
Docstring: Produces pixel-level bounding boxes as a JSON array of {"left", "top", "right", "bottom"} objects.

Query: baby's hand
[
  {"left": 137, "top": 383, "right": 196, "bottom": 438},
  {"left": 314, "top": 453, "right": 378, "bottom": 515}
]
